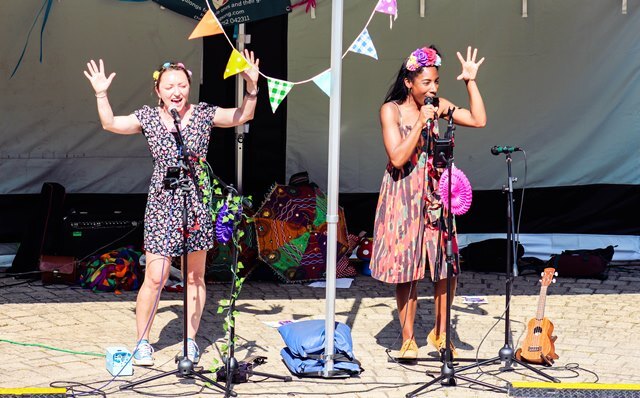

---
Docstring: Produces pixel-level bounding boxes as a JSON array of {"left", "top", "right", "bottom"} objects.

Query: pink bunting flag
[
  {"left": 375, "top": 0, "right": 397, "bottom": 15},
  {"left": 375, "top": 0, "right": 398, "bottom": 28}
]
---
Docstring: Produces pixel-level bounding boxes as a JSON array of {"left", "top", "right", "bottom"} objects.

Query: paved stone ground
[{"left": 1, "top": 262, "right": 640, "bottom": 397}]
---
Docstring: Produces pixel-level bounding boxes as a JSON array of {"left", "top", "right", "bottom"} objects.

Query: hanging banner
[
  {"left": 212, "top": 0, "right": 291, "bottom": 26},
  {"left": 151, "top": 0, "right": 291, "bottom": 24}
]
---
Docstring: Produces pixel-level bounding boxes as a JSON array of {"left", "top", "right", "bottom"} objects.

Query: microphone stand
[
  {"left": 199, "top": 182, "right": 291, "bottom": 397},
  {"left": 407, "top": 111, "right": 505, "bottom": 397},
  {"left": 473, "top": 152, "right": 560, "bottom": 382},
  {"left": 120, "top": 114, "right": 234, "bottom": 396}
]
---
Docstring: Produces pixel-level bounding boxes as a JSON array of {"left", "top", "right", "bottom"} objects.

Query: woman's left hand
[
  {"left": 456, "top": 46, "right": 485, "bottom": 82},
  {"left": 240, "top": 49, "right": 260, "bottom": 91}
]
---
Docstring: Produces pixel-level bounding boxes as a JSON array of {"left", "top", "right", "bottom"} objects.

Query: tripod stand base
[
  {"left": 119, "top": 357, "right": 236, "bottom": 396},
  {"left": 405, "top": 357, "right": 508, "bottom": 397}
]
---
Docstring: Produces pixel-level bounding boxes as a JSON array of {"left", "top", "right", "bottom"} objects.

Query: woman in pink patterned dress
[
  {"left": 83, "top": 51, "right": 259, "bottom": 366},
  {"left": 370, "top": 45, "right": 486, "bottom": 359}
]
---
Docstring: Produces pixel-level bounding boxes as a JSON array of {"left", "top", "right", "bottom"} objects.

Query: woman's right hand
[
  {"left": 83, "top": 59, "right": 116, "bottom": 95},
  {"left": 419, "top": 103, "right": 438, "bottom": 129}
]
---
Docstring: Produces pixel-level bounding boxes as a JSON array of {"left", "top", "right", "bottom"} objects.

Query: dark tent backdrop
[
  {"left": 285, "top": 0, "right": 640, "bottom": 260},
  {"left": 1, "top": 0, "right": 638, "bottom": 261}
]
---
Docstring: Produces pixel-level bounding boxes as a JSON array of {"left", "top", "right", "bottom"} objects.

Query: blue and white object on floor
[{"left": 106, "top": 346, "right": 133, "bottom": 376}]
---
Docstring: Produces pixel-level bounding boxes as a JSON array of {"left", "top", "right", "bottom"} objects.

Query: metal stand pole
[
  {"left": 475, "top": 153, "right": 560, "bottom": 381},
  {"left": 407, "top": 148, "right": 505, "bottom": 397},
  {"left": 120, "top": 121, "right": 232, "bottom": 395}
]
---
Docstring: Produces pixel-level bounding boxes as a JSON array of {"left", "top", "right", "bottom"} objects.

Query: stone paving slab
[{"left": 1, "top": 263, "right": 640, "bottom": 397}]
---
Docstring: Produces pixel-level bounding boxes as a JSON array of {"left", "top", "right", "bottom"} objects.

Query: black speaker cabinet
[
  {"left": 60, "top": 211, "right": 144, "bottom": 260},
  {"left": 9, "top": 182, "right": 66, "bottom": 277}
]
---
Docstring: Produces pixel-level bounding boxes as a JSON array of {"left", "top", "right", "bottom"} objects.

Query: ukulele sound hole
[{"left": 533, "top": 326, "right": 543, "bottom": 334}]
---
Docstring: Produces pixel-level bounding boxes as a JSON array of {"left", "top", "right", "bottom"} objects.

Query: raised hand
[
  {"left": 240, "top": 49, "right": 260, "bottom": 91},
  {"left": 83, "top": 59, "right": 116, "bottom": 95},
  {"left": 456, "top": 47, "right": 485, "bottom": 82}
]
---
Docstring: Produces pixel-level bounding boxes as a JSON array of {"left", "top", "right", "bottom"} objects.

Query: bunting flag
[
  {"left": 267, "top": 78, "right": 294, "bottom": 113},
  {"left": 189, "top": 10, "right": 224, "bottom": 39},
  {"left": 375, "top": 0, "right": 398, "bottom": 28},
  {"left": 199, "top": 0, "right": 398, "bottom": 87},
  {"left": 223, "top": 49, "right": 250, "bottom": 79},
  {"left": 349, "top": 29, "right": 378, "bottom": 60},
  {"left": 375, "top": 0, "right": 397, "bottom": 15},
  {"left": 312, "top": 70, "right": 331, "bottom": 97}
]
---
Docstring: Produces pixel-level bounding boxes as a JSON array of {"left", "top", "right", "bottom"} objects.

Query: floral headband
[
  {"left": 405, "top": 47, "right": 441, "bottom": 71},
  {"left": 152, "top": 62, "right": 193, "bottom": 82}
]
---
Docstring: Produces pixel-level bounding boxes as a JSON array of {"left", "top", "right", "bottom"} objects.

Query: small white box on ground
[{"left": 106, "top": 346, "right": 133, "bottom": 376}]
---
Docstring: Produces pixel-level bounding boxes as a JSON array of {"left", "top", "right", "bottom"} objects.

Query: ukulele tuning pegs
[
  {"left": 552, "top": 278, "right": 556, "bottom": 283},
  {"left": 554, "top": 272, "right": 558, "bottom": 277}
]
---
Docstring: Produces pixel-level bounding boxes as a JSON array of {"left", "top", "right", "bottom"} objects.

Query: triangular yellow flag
[
  {"left": 189, "top": 11, "right": 224, "bottom": 40},
  {"left": 224, "top": 49, "right": 250, "bottom": 79}
]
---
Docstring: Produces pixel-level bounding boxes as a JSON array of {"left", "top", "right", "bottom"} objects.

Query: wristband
[{"left": 245, "top": 87, "right": 259, "bottom": 98}]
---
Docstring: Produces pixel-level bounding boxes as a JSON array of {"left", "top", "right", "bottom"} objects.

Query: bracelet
[
  {"left": 245, "top": 87, "right": 259, "bottom": 98},
  {"left": 95, "top": 92, "right": 107, "bottom": 98}
]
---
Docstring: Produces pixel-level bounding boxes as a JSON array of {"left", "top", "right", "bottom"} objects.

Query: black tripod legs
[
  {"left": 490, "top": 344, "right": 560, "bottom": 382},
  {"left": 119, "top": 357, "right": 235, "bottom": 396},
  {"left": 406, "top": 357, "right": 508, "bottom": 397},
  {"left": 203, "top": 355, "right": 292, "bottom": 397}
]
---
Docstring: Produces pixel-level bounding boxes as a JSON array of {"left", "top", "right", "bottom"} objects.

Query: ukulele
[{"left": 516, "top": 267, "right": 559, "bottom": 366}]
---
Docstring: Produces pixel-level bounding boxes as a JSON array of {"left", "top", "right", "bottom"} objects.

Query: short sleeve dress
[
  {"left": 133, "top": 102, "right": 217, "bottom": 257},
  {"left": 369, "top": 103, "right": 459, "bottom": 284}
]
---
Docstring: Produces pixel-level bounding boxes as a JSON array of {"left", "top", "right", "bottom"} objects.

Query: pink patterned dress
[{"left": 370, "top": 103, "right": 459, "bottom": 284}]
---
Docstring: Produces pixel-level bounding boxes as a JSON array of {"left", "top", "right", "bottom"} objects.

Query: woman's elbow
[
  {"left": 389, "top": 158, "right": 405, "bottom": 169},
  {"left": 239, "top": 113, "right": 255, "bottom": 125},
  {"left": 471, "top": 117, "right": 487, "bottom": 128}
]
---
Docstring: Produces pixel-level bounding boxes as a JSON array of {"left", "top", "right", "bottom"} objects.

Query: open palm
[
  {"left": 84, "top": 59, "right": 116, "bottom": 94},
  {"left": 456, "top": 47, "right": 485, "bottom": 81},
  {"left": 239, "top": 49, "right": 260, "bottom": 88}
]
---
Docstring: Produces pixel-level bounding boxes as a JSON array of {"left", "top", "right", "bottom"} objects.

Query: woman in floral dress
[
  {"left": 84, "top": 51, "right": 260, "bottom": 366},
  {"left": 370, "top": 45, "right": 486, "bottom": 359}
]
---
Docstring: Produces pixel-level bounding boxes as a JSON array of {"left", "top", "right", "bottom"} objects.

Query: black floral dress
[{"left": 134, "top": 102, "right": 217, "bottom": 257}]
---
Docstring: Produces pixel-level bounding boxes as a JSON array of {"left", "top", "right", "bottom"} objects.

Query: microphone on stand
[
  {"left": 169, "top": 106, "right": 181, "bottom": 123},
  {"left": 491, "top": 145, "right": 522, "bottom": 155},
  {"left": 424, "top": 96, "right": 435, "bottom": 134}
]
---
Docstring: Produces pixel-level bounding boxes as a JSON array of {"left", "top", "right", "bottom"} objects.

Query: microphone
[
  {"left": 169, "top": 107, "right": 181, "bottom": 123},
  {"left": 491, "top": 145, "right": 522, "bottom": 155},
  {"left": 424, "top": 96, "right": 435, "bottom": 133},
  {"left": 241, "top": 196, "right": 253, "bottom": 209}
]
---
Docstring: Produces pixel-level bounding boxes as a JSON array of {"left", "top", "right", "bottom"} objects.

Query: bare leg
[
  {"left": 396, "top": 280, "right": 419, "bottom": 342},
  {"left": 183, "top": 250, "right": 207, "bottom": 339},
  {"left": 434, "top": 276, "right": 457, "bottom": 335},
  {"left": 136, "top": 252, "right": 172, "bottom": 340}
]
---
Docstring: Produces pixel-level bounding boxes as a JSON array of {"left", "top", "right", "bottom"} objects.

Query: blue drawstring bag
[{"left": 278, "top": 320, "right": 363, "bottom": 377}]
